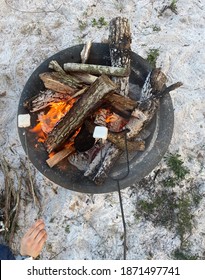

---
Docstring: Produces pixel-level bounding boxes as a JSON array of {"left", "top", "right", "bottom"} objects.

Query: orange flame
[
  {"left": 30, "top": 99, "right": 76, "bottom": 142},
  {"left": 105, "top": 113, "right": 119, "bottom": 124}
]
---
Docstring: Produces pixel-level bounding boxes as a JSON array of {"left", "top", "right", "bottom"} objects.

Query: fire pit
[{"left": 18, "top": 43, "right": 174, "bottom": 194}]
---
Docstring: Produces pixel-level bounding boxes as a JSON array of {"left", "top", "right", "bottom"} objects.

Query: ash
[{"left": 0, "top": 0, "right": 205, "bottom": 260}]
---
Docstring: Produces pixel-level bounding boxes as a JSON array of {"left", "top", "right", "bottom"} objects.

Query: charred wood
[{"left": 23, "top": 90, "right": 69, "bottom": 112}]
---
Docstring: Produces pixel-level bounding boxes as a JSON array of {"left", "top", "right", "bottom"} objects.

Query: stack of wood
[{"left": 24, "top": 17, "right": 182, "bottom": 185}]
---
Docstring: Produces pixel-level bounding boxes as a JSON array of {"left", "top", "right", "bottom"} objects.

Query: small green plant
[
  {"left": 173, "top": 249, "right": 198, "bottom": 260},
  {"left": 152, "top": 25, "right": 161, "bottom": 32},
  {"left": 177, "top": 196, "right": 193, "bottom": 245},
  {"left": 91, "top": 17, "right": 108, "bottom": 28},
  {"left": 166, "top": 153, "right": 189, "bottom": 180},
  {"left": 146, "top": 48, "right": 160, "bottom": 67},
  {"left": 78, "top": 20, "right": 87, "bottom": 31},
  {"left": 65, "top": 225, "right": 70, "bottom": 233},
  {"left": 137, "top": 192, "right": 195, "bottom": 245},
  {"left": 159, "top": 0, "right": 178, "bottom": 16},
  {"left": 135, "top": 153, "right": 201, "bottom": 251},
  {"left": 170, "top": 0, "right": 178, "bottom": 14}
]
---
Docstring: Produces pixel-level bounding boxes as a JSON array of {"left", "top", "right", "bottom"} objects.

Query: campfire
[{"left": 18, "top": 17, "right": 182, "bottom": 188}]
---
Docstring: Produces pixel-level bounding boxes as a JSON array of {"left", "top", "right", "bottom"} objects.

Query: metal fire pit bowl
[{"left": 18, "top": 43, "right": 174, "bottom": 194}]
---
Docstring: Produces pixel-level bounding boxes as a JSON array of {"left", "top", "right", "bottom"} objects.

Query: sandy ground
[{"left": 0, "top": 0, "right": 205, "bottom": 259}]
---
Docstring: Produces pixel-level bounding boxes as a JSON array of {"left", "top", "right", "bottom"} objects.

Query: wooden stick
[
  {"left": 81, "top": 41, "right": 92, "bottom": 63},
  {"left": 64, "top": 63, "right": 130, "bottom": 77},
  {"left": 46, "top": 145, "right": 75, "bottom": 168},
  {"left": 71, "top": 72, "right": 97, "bottom": 84},
  {"left": 49, "top": 60, "right": 66, "bottom": 74}
]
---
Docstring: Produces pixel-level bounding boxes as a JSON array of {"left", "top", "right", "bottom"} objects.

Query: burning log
[
  {"left": 92, "top": 145, "right": 123, "bottom": 185},
  {"left": 23, "top": 90, "right": 71, "bottom": 112},
  {"left": 24, "top": 87, "right": 88, "bottom": 113},
  {"left": 46, "top": 74, "right": 118, "bottom": 153},
  {"left": 39, "top": 71, "right": 83, "bottom": 94},
  {"left": 46, "top": 145, "right": 75, "bottom": 168},
  {"left": 63, "top": 63, "right": 129, "bottom": 77},
  {"left": 107, "top": 131, "right": 145, "bottom": 152},
  {"left": 94, "top": 109, "right": 107, "bottom": 126}
]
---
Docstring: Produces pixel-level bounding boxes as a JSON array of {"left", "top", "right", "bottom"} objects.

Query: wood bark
[
  {"left": 92, "top": 17, "right": 132, "bottom": 185},
  {"left": 71, "top": 72, "right": 97, "bottom": 84},
  {"left": 39, "top": 72, "right": 83, "bottom": 94},
  {"left": 64, "top": 63, "right": 129, "bottom": 77},
  {"left": 104, "top": 92, "right": 137, "bottom": 118},
  {"left": 49, "top": 60, "right": 66, "bottom": 74},
  {"left": 45, "top": 74, "right": 118, "bottom": 153},
  {"left": 109, "top": 17, "right": 131, "bottom": 96},
  {"left": 92, "top": 68, "right": 169, "bottom": 185}
]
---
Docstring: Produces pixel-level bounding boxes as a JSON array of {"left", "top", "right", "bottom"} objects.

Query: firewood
[
  {"left": 92, "top": 69, "right": 168, "bottom": 185},
  {"left": 23, "top": 90, "right": 70, "bottom": 112},
  {"left": 39, "top": 72, "right": 83, "bottom": 94},
  {"left": 81, "top": 41, "right": 92, "bottom": 63},
  {"left": 49, "top": 60, "right": 66, "bottom": 74},
  {"left": 45, "top": 75, "right": 118, "bottom": 153},
  {"left": 104, "top": 92, "right": 137, "bottom": 118},
  {"left": 46, "top": 145, "right": 75, "bottom": 168},
  {"left": 94, "top": 109, "right": 108, "bottom": 126},
  {"left": 24, "top": 87, "right": 88, "bottom": 113},
  {"left": 85, "top": 120, "right": 145, "bottom": 152},
  {"left": 84, "top": 142, "right": 112, "bottom": 178},
  {"left": 71, "top": 72, "right": 97, "bottom": 84},
  {"left": 92, "top": 145, "right": 123, "bottom": 185},
  {"left": 109, "top": 17, "right": 131, "bottom": 96},
  {"left": 63, "top": 63, "right": 129, "bottom": 77},
  {"left": 92, "top": 17, "right": 132, "bottom": 185},
  {"left": 107, "top": 131, "right": 145, "bottom": 152}
]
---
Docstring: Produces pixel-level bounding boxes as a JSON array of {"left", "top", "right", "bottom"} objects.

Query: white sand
[{"left": 0, "top": 0, "right": 205, "bottom": 259}]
